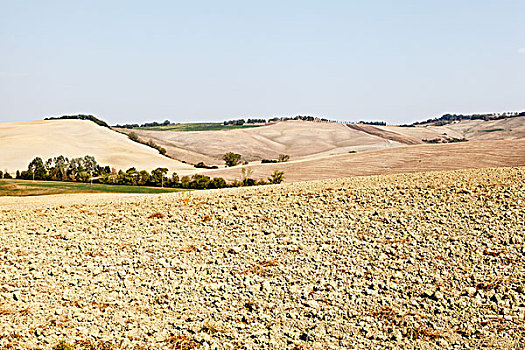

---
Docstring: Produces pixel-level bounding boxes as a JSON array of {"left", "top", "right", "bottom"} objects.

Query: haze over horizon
[{"left": 1, "top": 1, "right": 524, "bottom": 125}]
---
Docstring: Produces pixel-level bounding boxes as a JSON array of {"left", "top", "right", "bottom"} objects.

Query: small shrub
[
  {"left": 278, "top": 154, "right": 290, "bottom": 162},
  {"left": 223, "top": 152, "right": 242, "bottom": 167},
  {"left": 128, "top": 132, "right": 140, "bottom": 142},
  {"left": 268, "top": 170, "right": 284, "bottom": 184},
  {"left": 195, "top": 162, "right": 218, "bottom": 169}
]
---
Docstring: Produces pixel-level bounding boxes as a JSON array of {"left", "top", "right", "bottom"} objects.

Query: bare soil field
[
  {"left": 0, "top": 120, "right": 194, "bottom": 175},
  {"left": 198, "top": 139, "right": 525, "bottom": 183},
  {"left": 0, "top": 167, "right": 523, "bottom": 349}
]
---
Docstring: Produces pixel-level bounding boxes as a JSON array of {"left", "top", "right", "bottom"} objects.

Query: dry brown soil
[{"left": 0, "top": 167, "right": 523, "bottom": 349}]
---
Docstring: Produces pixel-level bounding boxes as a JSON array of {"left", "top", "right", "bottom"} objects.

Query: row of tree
[
  {"left": 114, "top": 120, "right": 171, "bottom": 129},
  {"left": 408, "top": 111, "right": 525, "bottom": 127},
  {"left": 358, "top": 121, "right": 387, "bottom": 126},
  {"left": 223, "top": 152, "right": 290, "bottom": 167},
  {"left": 223, "top": 119, "right": 267, "bottom": 125},
  {"left": 0, "top": 170, "right": 13, "bottom": 179},
  {"left": 15, "top": 155, "right": 285, "bottom": 189},
  {"left": 44, "top": 115, "right": 109, "bottom": 128},
  {"left": 127, "top": 132, "right": 167, "bottom": 156}
]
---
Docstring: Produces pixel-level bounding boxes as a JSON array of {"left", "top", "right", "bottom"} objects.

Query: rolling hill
[
  {"left": 0, "top": 120, "right": 195, "bottom": 175},
  {"left": 114, "top": 121, "right": 409, "bottom": 166},
  {"left": 1, "top": 116, "right": 524, "bottom": 182},
  {"left": 197, "top": 139, "right": 525, "bottom": 182},
  {"left": 115, "top": 116, "right": 525, "bottom": 167}
]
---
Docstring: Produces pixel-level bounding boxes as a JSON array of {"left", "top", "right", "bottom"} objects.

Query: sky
[{"left": 1, "top": 0, "right": 524, "bottom": 125}]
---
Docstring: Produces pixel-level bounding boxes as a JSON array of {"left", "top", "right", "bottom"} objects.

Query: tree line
[
  {"left": 405, "top": 111, "right": 525, "bottom": 127},
  {"left": 0, "top": 170, "right": 13, "bottom": 179},
  {"left": 15, "top": 155, "right": 284, "bottom": 189},
  {"left": 127, "top": 132, "right": 167, "bottom": 156},
  {"left": 114, "top": 120, "right": 171, "bottom": 129},
  {"left": 44, "top": 115, "right": 109, "bottom": 128}
]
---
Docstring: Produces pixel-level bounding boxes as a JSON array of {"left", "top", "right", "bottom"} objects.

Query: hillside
[
  {"left": 379, "top": 116, "right": 525, "bottom": 143},
  {"left": 114, "top": 121, "right": 406, "bottom": 165},
  {"left": 1, "top": 116, "right": 523, "bottom": 182},
  {"left": 0, "top": 167, "right": 523, "bottom": 349},
  {"left": 115, "top": 117, "right": 525, "bottom": 166},
  {"left": 0, "top": 120, "right": 195, "bottom": 175},
  {"left": 198, "top": 139, "right": 525, "bottom": 182}
]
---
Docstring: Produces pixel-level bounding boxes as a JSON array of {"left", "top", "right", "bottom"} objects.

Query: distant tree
[
  {"left": 0, "top": 170, "right": 3, "bottom": 179},
  {"left": 268, "top": 170, "right": 284, "bottom": 184},
  {"left": 241, "top": 167, "right": 253, "bottom": 180},
  {"left": 190, "top": 174, "right": 212, "bottom": 189},
  {"left": 171, "top": 172, "right": 180, "bottom": 184},
  {"left": 243, "top": 178, "right": 256, "bottom": 186},
  {"left": 128, "top": 132, "right": 140, "bottom": 142},
  {"left": 278, "top": 154, "right": 290, "bottom": 162},
  {"left": 28, "top": 157, "right": 46, "bottom": 180},
  {"left": 83, "top": 155, "right": 98, "bottom": 175},
  {"left": 3, "top": 172, "right": 12, "bottom": 179},
  {"left": 223, "top": 152, "right": 242, "bottom": 167},
  {"left": 150, "top": 167, "right": 168, "bottom": 186},
  {"left": 180, "top": 176, "right": 191, "bottom": 188},
  {"left": 53, "top": 155, "right": 69, "bottom": 180},
  {"left": 211, "top": 177, "right": 227, "bottom": 188},
  {"left": 137, "top": 170, "right": 150, "bottom": 185}
]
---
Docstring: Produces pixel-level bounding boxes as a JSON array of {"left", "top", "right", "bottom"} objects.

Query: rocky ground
[{"left": 0, "top": 167, "right": 524, "bottom": 349}]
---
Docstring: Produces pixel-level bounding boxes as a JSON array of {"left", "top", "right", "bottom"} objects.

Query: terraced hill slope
[
  {"left": 0, "top": 120, "right": 195, "bottom": 175},
  {"left": 0, "top": 167, "right": 523, "bottom": 349}
]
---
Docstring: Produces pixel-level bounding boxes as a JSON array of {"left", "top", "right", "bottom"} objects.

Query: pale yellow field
[{"left": 0, "top": 120, "right": 195, "bottom": 175}]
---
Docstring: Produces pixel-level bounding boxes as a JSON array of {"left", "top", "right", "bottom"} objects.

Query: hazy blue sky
[{"left": 1, "top": 0, "right": 524, "bottom": 125}]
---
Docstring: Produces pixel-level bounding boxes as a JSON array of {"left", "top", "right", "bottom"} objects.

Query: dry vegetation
[{"left": 0, "top": 167, "right": 523, "bottom": 349}]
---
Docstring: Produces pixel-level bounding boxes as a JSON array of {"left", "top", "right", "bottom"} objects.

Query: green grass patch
[
  {"left": 0, "top": 179, "right": 186, "bottom": 197},
  {"left": 482, "top": 128, "right": 505, "bottom": 132},
  {"left": 136, "top": 122, "right": 264, "bottom": 132}
]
